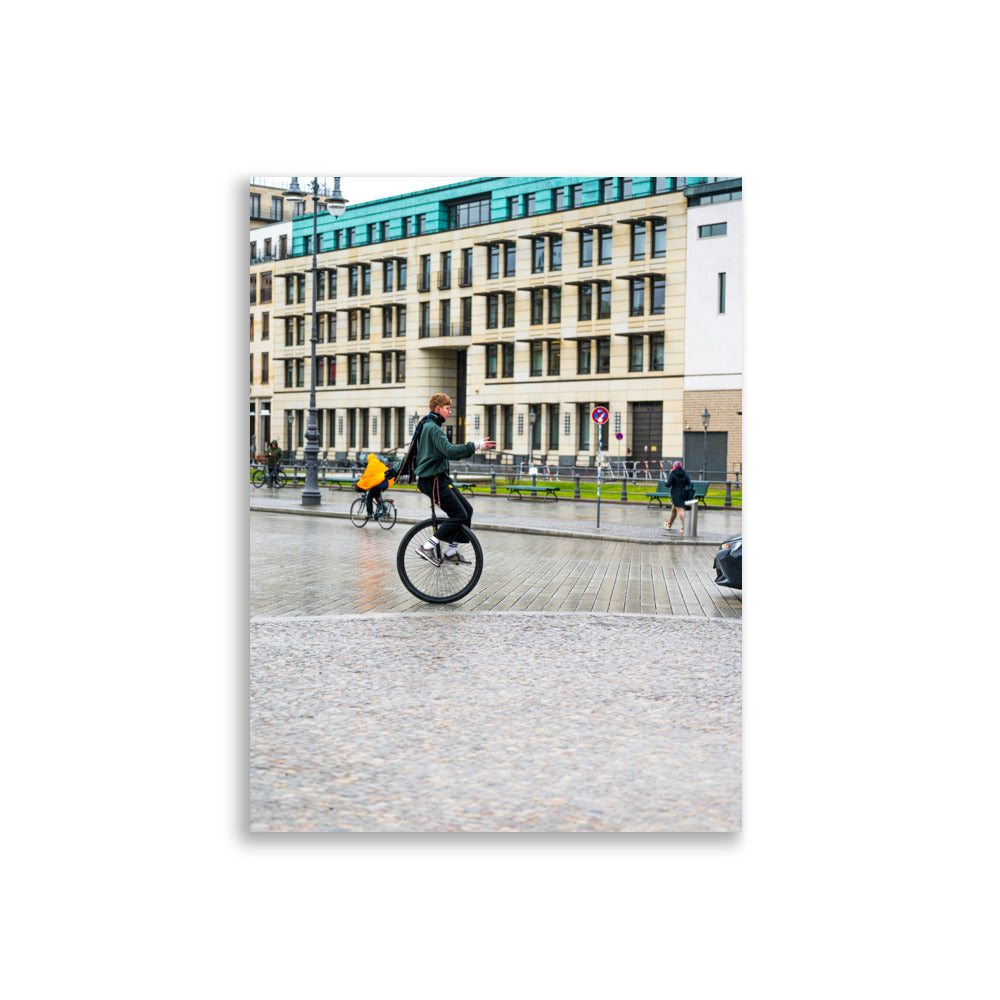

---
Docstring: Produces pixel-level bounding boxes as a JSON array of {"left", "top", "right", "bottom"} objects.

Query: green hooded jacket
[{"left": 414, "top": 415, "right": 476, "bottom": 478}]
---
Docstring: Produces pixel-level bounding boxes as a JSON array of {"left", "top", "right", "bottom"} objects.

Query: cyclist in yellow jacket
[{"left": 356, "top": 453, "right": 397, "bottom": 518}]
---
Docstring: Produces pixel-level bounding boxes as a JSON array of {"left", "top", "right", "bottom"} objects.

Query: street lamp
[
  {"left": 701, "top": 407, "right": 711, "bottom": 479},
  {"left": 283, "top": 176, "right": 348, "bottom": 506}
]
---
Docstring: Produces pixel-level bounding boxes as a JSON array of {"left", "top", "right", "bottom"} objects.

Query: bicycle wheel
[
  {"left": 396, "top": 518, "right": 483, "bottom": 604},
  {"left": 350, "top": 497, "right": 370, "bottom": 527},
  {"left": 252, "top": 469, "right": 265, "bottom": 488},
  {"left": 276, "top": 470, "right": 288, "bottom": 487},
  {"left": 377, "top": 499, "right": 397, "bottom": 530}
]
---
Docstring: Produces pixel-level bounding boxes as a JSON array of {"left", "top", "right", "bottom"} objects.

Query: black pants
[
  {"left": 417, "top": 474, "right": 472, "bottom": 544},
  {"left": 365, "top": 482, "right": 387, "bottom": 516}
]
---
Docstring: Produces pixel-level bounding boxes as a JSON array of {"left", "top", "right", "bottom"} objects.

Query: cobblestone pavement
[
  {"left": 250, "top": 613, "right": 741, "bottom": 833},
  {"left": 250, "top": 489, "right": 742, "bottom": 833}
]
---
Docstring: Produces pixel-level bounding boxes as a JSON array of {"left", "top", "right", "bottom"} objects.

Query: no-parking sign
[{"left": 592, "top": 406, "right": 609, "bottom": 424}]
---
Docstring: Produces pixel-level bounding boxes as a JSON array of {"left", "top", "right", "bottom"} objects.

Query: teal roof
[{"left": 290, "top": 176, "right": 686, "bottom": 255}]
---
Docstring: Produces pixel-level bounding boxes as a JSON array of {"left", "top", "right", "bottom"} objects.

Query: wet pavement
[{"left": 249, "top": 483, "right": 742, "bottom": 833}]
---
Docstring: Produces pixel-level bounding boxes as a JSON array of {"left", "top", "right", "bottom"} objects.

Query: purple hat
[{"left": 672, "top": 460, "right": 683, "bottom": 470}]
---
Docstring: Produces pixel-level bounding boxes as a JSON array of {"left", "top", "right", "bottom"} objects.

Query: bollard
[
  {"left": 620, "top": 476, "right": 628, "bottom": 502},
  {"left": 725, "top": 480, "right": 732, "bottom": 508},
  {"left": 490, "top": 472, "right": 496, "bottom": 496},
  {"left": 685, "top": 499, "right": 699, "bottom": 538},
  {"left": 531, "top": 473, "right": 537, "bottom": 487},
  {"left": 574, "top": 475, "right": 581, "bottom": 499}
]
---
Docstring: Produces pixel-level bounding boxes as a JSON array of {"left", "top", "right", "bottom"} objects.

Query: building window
[
  {"left": 285, "top": 359, "right": 293, "bottom": 387},
  {"left": 420, "top": 301, "right": 430, "bottom": 337},
  {"left": 504, "top": 242, "right": 516, "bottom": 276},
  {"left": 361, "top": 309, "right": 370, "bottom": 340},
  {"left": 487, "top": 244, "right": 500, "bottom": 279},
  {"left": 596, "top": 337, "right": 611, "bottom": 373},
  {"left": 360, "top": 354, "right": 370, "bottom": 385},
  {"left": 578, "top": 402, "right": 590, "bottom": 449},
  {"left": 487, "top": 293, "right": 498, "bottom": 329},
  {"left": 398, "top": 260, "right": 407, "bottom": 290},
  {"left": 348, "top": 356, "right": 358, "bottom": 385},
  {"left": 486, "top": 343, "right": 498, "bottom": 379},
  {"left": 382, "top": 305, "right": 393, "bottom": 336},
  {"left": 303, "top": 234, "right": 312, "bottom": 254},
  {"left": 598, "top": 227, "right": 612, "bottom": 264},
  {"left": 296, "top": 316, "right": 304, "bottom": 345},
  {"left": 502, "top": 291, "right": 515, "bottom": 327},
  {"left": 548, "top": 403, "right": 560, "bottom": 448},
  {"left": 362, "top": 264, "right": 371, "bottom": 295},
  {"left": 630, "top": 278, "right": 645, "bottom": 316},
  {"left": 529, "top": 342, "right": 543, "bottom": 377},
  {"left": 397, "top": 305, "right": 406, "bottom": 336},
  {"left": 296, "top": 357, "right": 305, "bottom": 387},
  {"left": 328, "top": 312, "right": 337, "bottom": 341},
  {"left": 460, "top": 247, "right": 473, "bottom": 286},
  {"left": 250, "top": 353, "right": 254, "bottom": 383},
  {"left": 439, "top": 251, "right": 451, "bottom": 289},
  {"left": 651, "top": 276, "right": 665, "bottom": 315},
  {"left": 419, "top": 254, "right": 431, "bottom": 292},
  {"left": 285, "top": 318, "right": 294, "bottom": 346},
  {"left": 382, "top": 353, "right": 392, "bottom": 383},
  {"left": 272, "top": 197, "right": 283, "bottom": 221},
  {"left": 328, "top": 357, "right": 336, "bottom": 384},
  {"left": 285, "top": 276, "right": 294, "bottom": 305},
  {"left": 552, "top": 187, "right": 565, "bottom": 211},
  {"left": 250, "top": 241, "right": 257, "bottom": 263},
  {"left": 349, "top": 266, "right": 358, "bottom": 297},
  {"left": 501, "top": 342, "right": 514, "bottom": 378},
  {"left": 317, "top": 270, "right": 325, "bottom": 299},
  {"left": 548, "top": 287, "right": 561, "bottom": 323},
  {"left": 381, "top": 220, "right": 389, "bottom": 241},
  {"left": 570, "top": 184, "right": 582, "bottom": 208},
  {"left": 597, "top": 281, "right": 611, "bottom": 319},
  {"left": 440, "top": 299, "right": 451, "bottom": 336},
  {"left": 261, "top": 273, "right": 271, "bottom": 303},
  {"left": 367, "top": 223, "right": 376, "bottom": 244},
  {"left": 718, "top": 272, "right": 727, "bottom": 314},
  {"left": 698, "top": 222, "right": 728, "bottom": 238},
  {"left": 507, "top": 195, "right": 521, "bottom": 219},
  {"left": 250, "top": 275, "right": 256, "bottom": 304},
  {"left": 262, "top": 353, "right": 269, "bottom": 383},
  {"left": 630, "top": 223, "right": 645, "bottom": 260},
  {"left": 329, "top": 269, "right": 338, "bottom": 297},
  {"left": 550, "top": 235, "right": 562, "bottom": 271},
  {"left": 530, "top": 288, "right": 544, "bottom": 325},
  {"left": 461, "top": 297, "right": 472, "bottom": 335},
  {"left": 547, "top": 340, "right": 560, "bottom": 376},
  {"left": 446, "top": 194, "right": 491, "bottom": 229},
  {"left": 532, "top": 237, "right": 545, "bottom": 273},
  {"left": 416, "top": 213, "right": 426, "bottom": 235},
  {"left": 577, "top": 339, "right": 591, "bottom": 374},
  {"left": 402, "top": 216, "right": 412, "bottom": 237},
  {"left": 395, "top": 351, "right": 405, "bottom": 382},
  {"left": 621, "top": 177, "right": 632, "bottom": 199},
  {"left": 629, "top": 335, "right": 643, "bottom": 372},
  {"left": 525, "top": 192, "right": 535, "bottom": 216},
  {"left": 383, "top": 260, "right": 394, "bottom": 292},
  {"left": 262, "top": 312, "right": 269, "bottom": 339},
  {"left": 348, "top": 312, "right": 358, "bottom": 340},
  {"left": 599, "top": 178, "right": 614, "bottom": 203},
  {"left": 578, "top": 283, "right": 592, "bottom": 321},
  {"left": 250, "top": 193, "right": 261, "bottom": 217},
  {"left": 579, "top": 230, "right": 593, "bottom": 267},
  {"left": 315, "top": 355, "right": 324, "bottom": 387},
  {"left": 652, "top": 219, "right": 666, "bottom": 258},
  {"left": 297, "top": 275, "right": 306, "bottom": 303}
]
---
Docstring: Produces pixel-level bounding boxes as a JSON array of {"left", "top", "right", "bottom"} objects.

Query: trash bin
[{"left": 684, "top": 499, "right": 700, "bottom": 537}]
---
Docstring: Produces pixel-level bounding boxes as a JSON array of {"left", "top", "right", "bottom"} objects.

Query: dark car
[{"left": 713, "top": 534, "right": 742, "bottom": 589}]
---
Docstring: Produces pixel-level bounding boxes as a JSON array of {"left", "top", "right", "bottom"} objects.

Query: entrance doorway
[
  {"left": 631, "top": 402, "right": 663, "bottom": 461},
  {"left": 683, "top": 430, "right": 728, "bottom": 479}
]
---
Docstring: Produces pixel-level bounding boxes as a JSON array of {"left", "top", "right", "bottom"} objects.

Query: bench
[
  {"left": 324, "top": 475, "right": 358, "bottom": 490},
  {"left": 507, "top": 485, "right": 560, "bottom": 501},
  {"left": 453, "top": 473, "right": 491, "bottom": 494},
  {"left": 645, "top": 480, "right": 710, "bottom": 507}
]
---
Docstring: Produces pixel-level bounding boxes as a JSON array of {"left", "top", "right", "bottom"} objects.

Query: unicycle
[{"left": 396, "top": 501, "right": 484, "bottom": 604}]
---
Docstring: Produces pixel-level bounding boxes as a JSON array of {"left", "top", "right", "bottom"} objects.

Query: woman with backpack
[{"left": 663, "top": 460, "right": 693, "bottom": 533}]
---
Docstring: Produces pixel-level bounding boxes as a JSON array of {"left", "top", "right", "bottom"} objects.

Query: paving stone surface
[{"left": 250, "top": 613, "right": 741, "bottom": 833}]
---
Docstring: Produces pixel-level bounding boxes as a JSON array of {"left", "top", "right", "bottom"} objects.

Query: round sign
[
  {"left": 615, "top": 432, "right": 623, "bottom": 441},
  {"left": 592, "top": 406, "right": 609, "bottom": 424}
]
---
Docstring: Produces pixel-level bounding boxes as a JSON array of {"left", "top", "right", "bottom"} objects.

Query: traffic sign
[
  {"left": 592, "top": 406, "right": 609, "bottom": 424},
  {"left": 615, "top": 432, "right": 623, "bottom": 440}
]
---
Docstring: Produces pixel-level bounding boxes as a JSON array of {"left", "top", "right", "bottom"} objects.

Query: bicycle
[
  {"left": 396, "top": 496, "right": 484, "bottom": 604},
  {"left": 252, "top": 464, "right": 287, "bottom": 488},
  {"left": 350, "top": 492, "right": 397, "bottom": 529}
]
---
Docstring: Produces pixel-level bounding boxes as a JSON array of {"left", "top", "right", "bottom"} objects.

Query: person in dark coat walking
[{"left": 663, "top": 460, "right": 692, "bottom": 532}]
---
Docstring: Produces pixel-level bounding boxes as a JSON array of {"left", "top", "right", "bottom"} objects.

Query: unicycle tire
[{"left": 396, "top": 518, "right": 483, "bottom": 603}]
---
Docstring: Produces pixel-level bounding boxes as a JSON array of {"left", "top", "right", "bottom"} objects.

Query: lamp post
[
  {"left": 286, "top": 409, "right": 294, "bottom": 457},
  {"left": 700, "top": 407, "right": 710, "bottom": 479},
  {"left": 283, "top": 176, "right": 348, "bottom": 505}
]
